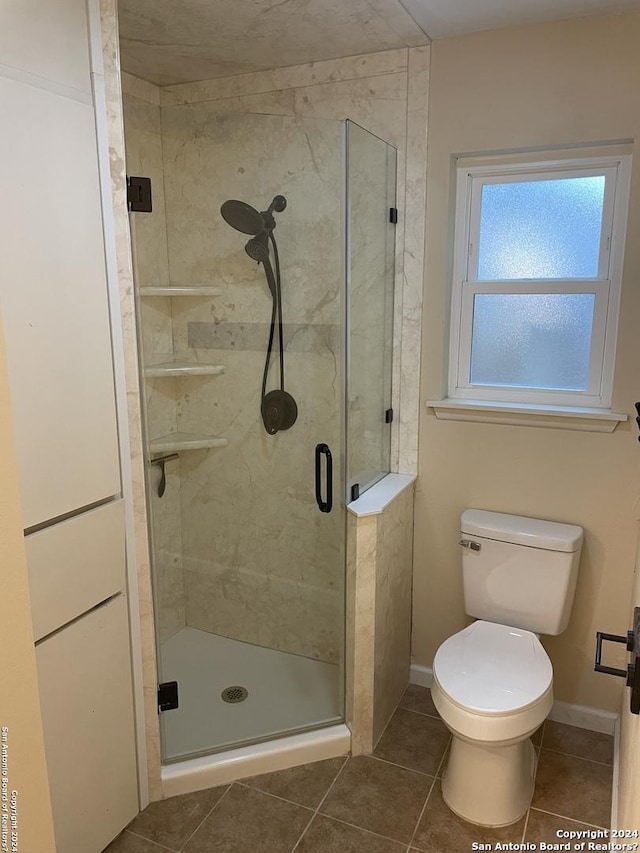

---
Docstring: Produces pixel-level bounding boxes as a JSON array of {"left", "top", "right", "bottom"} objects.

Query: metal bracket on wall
[
  {"left": 127, "top": 175, "right": 153, "bottom": 213},
  {"left": 594, "top": 606, "right": 640, "bottom": 714},
  {"left": 158, "top": 681, "right": 179, "bottom": 713}
]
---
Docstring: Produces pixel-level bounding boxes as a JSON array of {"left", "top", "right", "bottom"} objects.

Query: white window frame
[{"left": 448, "top": 153, "right": 631, "bottom": 409}]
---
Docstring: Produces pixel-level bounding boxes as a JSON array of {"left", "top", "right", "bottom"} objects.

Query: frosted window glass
[
  {"left": 477, "top": 177, "right": 605, "bottom": 280},
  {"left": 469, "top": 293, "right": 595, "bottom": 390}
]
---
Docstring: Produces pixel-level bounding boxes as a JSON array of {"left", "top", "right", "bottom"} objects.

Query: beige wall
[
  {"left": 415, "top": 12, "right": 640, "bottom": 711},
  {"left": 0, "top": 321, "right": 56, "bottom": 852}
]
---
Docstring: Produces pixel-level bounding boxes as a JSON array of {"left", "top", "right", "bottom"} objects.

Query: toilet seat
[{"left": 433, "top": 620, "right": 553, "bottom": 715}]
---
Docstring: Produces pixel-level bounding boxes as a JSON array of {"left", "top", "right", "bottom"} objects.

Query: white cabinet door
[
  {"left": 36, "top": 594, "right": 139, "bottom": 853},
  {"left": 26, "top": 500, "right": 126, "bottom": 642},
  {"left": 0, "top": 0, "right": 92, "bottom": 95},
  {"left": 0, "top": 75, "right": 121, "bottom": 528}
]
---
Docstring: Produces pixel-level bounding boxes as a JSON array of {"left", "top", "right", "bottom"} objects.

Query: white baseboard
[
  {"left": 547, "top": 701, "right": 617, "bottom": 735},
  {"left": 409, "top": 663, "right": 433, "bottom": 688},
  {"left": 410, "top": 664, "right": 618, "bottom": 735}
]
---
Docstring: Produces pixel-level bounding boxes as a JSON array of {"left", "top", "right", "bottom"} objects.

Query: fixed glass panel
[
  {"left": 469, "top": 292, "right": 596, "bottom": 390},
  {"left": 346, "top": 120, "right": 396, "bottom": 499},
  {"left": 477, "top": 176, "right": 606, "bottom": 280}
]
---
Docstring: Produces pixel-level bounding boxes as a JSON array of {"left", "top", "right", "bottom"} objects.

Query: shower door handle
[{"left": 315, "top": 443, "right": 333, "bottom": 513}]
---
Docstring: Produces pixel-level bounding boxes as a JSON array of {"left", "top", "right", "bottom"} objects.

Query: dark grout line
[
  {"left": 234, "top": 780, "right": 317, "bottom": 813},
  {"left": 405, "top": 742, "right": 450, "bottom": 852},
  {"left": 397, "top": 703, "right": 441, "bottom": 721},
  {"left": 305, "top": 811, "right": 417, "bottom": 850},
  {"left": 520, "top": 809, "right": 531, "bottom": 845},
  {"left": 289, "top": 756, "right": 350, "bottom": 853},
  {"left": 537, "top": 745, "right": 614, "bottom": 767},
  {"left": 122, "top": 828, "right": 178, "bottom": 851},
  {"left": 367, "top": 751, "right": 444, "bottom": 778},
  {"left": 178, "top": 784, "right": 231, "bottom": 851},
  {"left": 528, "top": 806, "right": 608, "bottom": 830}
]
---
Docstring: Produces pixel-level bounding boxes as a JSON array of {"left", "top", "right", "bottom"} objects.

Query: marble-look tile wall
[
  {"left": 346, "top": 482, "right": 415, "bottom": 753},
  {"left": 372, "top": 485, "right": 415, "bottom": 743},
  {"left": 121, "top": 78, "right": 186, "bottom": 644},
  {"left": 398, "top": 47, "right": 429, "bottom": 474},
  {"left": 99, "top": 0, "right": 161, "bottom": 801}
]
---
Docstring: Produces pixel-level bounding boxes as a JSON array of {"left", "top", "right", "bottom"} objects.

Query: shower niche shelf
[
  {"left": 144, "top": 361, "right": 225, "bottom": 378},
  {"left": 149, "top": 432, "right": 228, "bottom": 453},
  {"left": 139, "top": 285, "right": 222, "bottom": 297}
]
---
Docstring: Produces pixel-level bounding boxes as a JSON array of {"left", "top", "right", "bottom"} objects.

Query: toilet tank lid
[{"left": 461, "top": 509, "right": 583, "bottom": 553}]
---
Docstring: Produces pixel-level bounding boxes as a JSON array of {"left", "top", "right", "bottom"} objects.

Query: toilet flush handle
[{"left": 459, "top": 539, "right": 481, "bottom": 552}]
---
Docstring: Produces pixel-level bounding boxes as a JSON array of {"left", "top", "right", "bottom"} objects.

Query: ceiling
[{"left": 118, "top": 0, "right": 640, "bottom": 87}]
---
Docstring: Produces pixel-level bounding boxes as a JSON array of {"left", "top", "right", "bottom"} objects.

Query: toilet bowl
[
  {"left": 433, "top": 509, "right": 583, "bottom": 827},
  {"left": 432, "top": 620, "right": 553, "bottom": 827}
]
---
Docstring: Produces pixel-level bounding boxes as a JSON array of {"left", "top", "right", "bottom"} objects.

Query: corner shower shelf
[
  {"left": 149, "top": 432, "right": 228, "bottom": 453},
  {"left": 144, "top": 361, "right": 225, "bottom": 378},
  {"left": 139, "top": 285, "right": 222, "bottom": 297}
]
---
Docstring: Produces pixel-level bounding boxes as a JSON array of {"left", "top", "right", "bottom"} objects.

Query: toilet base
[{"left": 441, "top": 734, "right": 536, "bottom": 827}]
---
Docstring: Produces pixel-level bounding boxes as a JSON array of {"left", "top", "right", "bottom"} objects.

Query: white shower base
[{"left": 160, "top": 627, "right": 342, "bottom": 762}]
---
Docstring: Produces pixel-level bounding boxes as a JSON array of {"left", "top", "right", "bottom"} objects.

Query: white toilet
[{"left": 431, "top": 509, "right": 583, "bottom": 828}]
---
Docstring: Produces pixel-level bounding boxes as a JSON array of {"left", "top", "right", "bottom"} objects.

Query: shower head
[
  {"left": 245, "top": 232, "right": 269, "bottom": 263},
  {"left": 221, "top": 195, "right": 288, "bottom": 236},
  {"left": 220, "top": 199, "right": 264, "bottom": 235}
]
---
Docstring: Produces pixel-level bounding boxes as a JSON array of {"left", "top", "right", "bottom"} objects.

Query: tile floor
[{"left": 105, "top": 685, "right": 614, "bottom": 853}]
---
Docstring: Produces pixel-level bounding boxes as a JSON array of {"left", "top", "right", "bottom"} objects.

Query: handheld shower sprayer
[{"left": 220, "top": 194, "right": 297, "bottom": 435}]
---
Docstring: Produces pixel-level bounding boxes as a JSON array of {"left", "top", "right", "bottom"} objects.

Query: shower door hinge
[
  {"left": 350, "top": 483, "right": 360, "bottom": 502},
  {"left": 158, "top": 681, "right": 179, "bottom": 713},
  {"left": 389, "top": 207, "right": 398, "bottom": 224},
  {"left": 385, "top": 408, "right": 394, "bottom": 423},
  {"left": 127, "top": 175, "right": 153, "bottom": 213}
]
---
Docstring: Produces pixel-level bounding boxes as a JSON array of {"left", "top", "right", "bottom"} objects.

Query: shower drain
[{"left": 221, "top": 686, "right": 249, "bottom": 704}]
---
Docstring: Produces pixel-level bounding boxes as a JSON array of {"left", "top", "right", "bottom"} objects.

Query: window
[{"left": 448, "top": 152, "right": 631, "bottom": 410}]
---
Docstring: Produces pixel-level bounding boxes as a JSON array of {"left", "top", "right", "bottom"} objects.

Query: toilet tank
[{"left": 460, "top": 509, "right": 583, "bottom": 635}]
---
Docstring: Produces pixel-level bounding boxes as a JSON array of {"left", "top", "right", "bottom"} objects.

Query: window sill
[{"left": 426, "top": 399, "right": 628, "bottom": 433}]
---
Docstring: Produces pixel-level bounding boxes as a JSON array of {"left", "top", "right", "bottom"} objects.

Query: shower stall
[{"left": 124, "top": 96, "right": 397, "bottom": 764}]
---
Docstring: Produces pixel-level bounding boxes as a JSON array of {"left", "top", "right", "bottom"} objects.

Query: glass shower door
[{"left": 124, "top": 99, "right": 348, "bottom": 761}]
